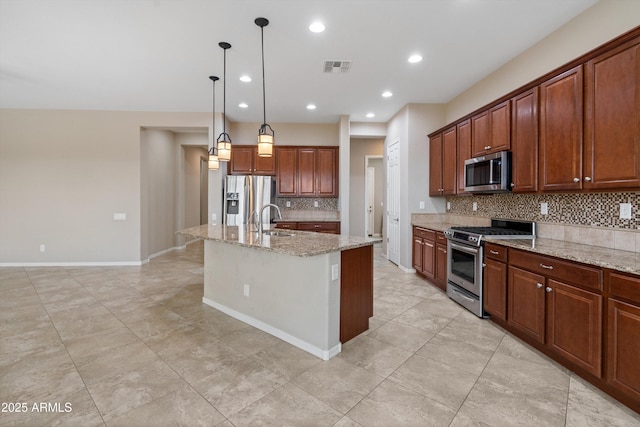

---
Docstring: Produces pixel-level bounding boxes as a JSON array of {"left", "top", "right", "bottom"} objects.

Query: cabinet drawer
[
  {"left": 275, "top": 222, "right": 297, "bottom": 230},
  {"left": 510, "top": 249, "right": 602, "bottom": 292},
  {"left": 436, "top": 232, "right": 447, "bottom": 244},
  {"left": 297, "top": 221, "right": 340, "bottom": 233},
  {"left": 485, "top": 243, "right": 508, "bottom": 262},
  {"left": 608, "top": 271, "right": 640, "bottom": 305},
  {"left": 414, "top": 227, "right": 436, "bottom": 241}
]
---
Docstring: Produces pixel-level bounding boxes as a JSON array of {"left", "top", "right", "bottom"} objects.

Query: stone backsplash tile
[
  {"left": 445, "top": 192, "right": 639, "bottom": 230},
  {"left": 275, "top": 197, "right": 338, "bottom": 211}
]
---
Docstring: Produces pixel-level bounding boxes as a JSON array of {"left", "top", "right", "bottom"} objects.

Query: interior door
[
  {"left": 387, "top": 141, "right": 400, "bottom": 265},
  {"left": 365, "top": 166, "right": 375, "bottom": 237}
]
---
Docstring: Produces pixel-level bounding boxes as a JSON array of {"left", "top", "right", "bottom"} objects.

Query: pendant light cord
[
  {"left": 261, "top": 26, "right": 267, "bottom": 126},
  {"left": 223, "top": 47, "right": 227, "bottom": 134}
]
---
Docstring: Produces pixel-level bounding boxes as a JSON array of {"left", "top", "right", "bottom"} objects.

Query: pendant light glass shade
[
  {"left": 217, "top": 42, "right": 232, "bottom": 162},
  {"left": 208, "top": 76, "right": 220, "bottom": 170},
  {"left": 256, "top": 17, "right": 274, "bottom": 157}
]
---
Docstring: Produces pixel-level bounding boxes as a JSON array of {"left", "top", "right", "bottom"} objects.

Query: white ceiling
[{"left": 0, "top": 0, "right": 599, "bottom": 124}]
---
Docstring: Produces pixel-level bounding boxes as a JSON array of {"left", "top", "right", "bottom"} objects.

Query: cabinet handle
[
  {"left": 545, "top": 287, "right": 552, "bottom": 293},
  {"left": 536, "top": 283, "right": 543, "bottom": 289},
  {"left": 314, "top": 225, "right": 320, "bottom": 228},
  {"left": 584, "top": 176, "right": 592, "bottom": 182},
  {"left": 573, "top": 177, "right": 580, "bottom": 183},
  {"left": 510, "top": 183, "right": 515, "bottom": 188},
  {"left": 489, "top": 250, "right": 499, "bottom": 255},
  {"left": 539, "top": 263, "right": 554, "bottom": 270},
  {"left": 484, "top": 145, "right": 492, "bottom": 150}
]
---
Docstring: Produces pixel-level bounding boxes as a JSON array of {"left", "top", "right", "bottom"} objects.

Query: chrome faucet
[{"left": 259, "top": 204, "right": 282, "bottom": 233}]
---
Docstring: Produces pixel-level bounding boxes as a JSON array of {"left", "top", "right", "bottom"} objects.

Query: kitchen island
[{"left": 178, "top": 224, "right": 380, "bottom": 360}]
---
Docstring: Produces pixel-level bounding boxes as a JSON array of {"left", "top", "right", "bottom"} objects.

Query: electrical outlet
[
  {"left": 39, "top": 244, "right": 45, "bottom": 252},
  {"left": 620, "top": 203, "right": 632, "bottom": 219},
  {"left": 211, "top": 213, "right": 217, "bottom": 221},
  {"left": 472, "top": 202, "right": 478, "bottom": 212},
  {"left": 314, "top": 200, "right": 319, "bottom": 208},
  {"left": 419, "top": 201, "right": 425, "bottom": 209},
  {"left": 540, "top": 202, "right": 548, "bottom": 215},
  {"left": 447, "top": 201, "right": 451, "bottom": 210},
  {"left": 286, "top": 201, "right": 291, "bottom": 208},
  {"left": 331, "top": 264, "right": 339, "bottom": 281},
  {"left": 113, "top": 212, "right": 126, "bottom": 221},
  {"left": 243, "top": 284, "right": 250, "bottom": 297}
]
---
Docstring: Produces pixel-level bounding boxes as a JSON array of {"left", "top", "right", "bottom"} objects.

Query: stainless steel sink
[{"left": 263, "top": 230, "right": 296, "bottom": 237}]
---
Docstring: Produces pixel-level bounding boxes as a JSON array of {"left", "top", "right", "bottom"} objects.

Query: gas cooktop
[{"left": 444, "top": 219, "right": 536, "bottom": 246}]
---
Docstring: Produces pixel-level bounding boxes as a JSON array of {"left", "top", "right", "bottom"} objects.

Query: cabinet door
[
  {"left": 511, "top": 88, "right": 539, "bottom": 192},
  {"left": 413, "top": 237, "right": 423, "bottom": 273},
  {"left": 435, "top": 242, "right": 448, "bottom": 291},
  {"left": 489, "top": 100, "right": 511, "bottom": 153},
  {"left": 508, "top": 266, "right": 545, "bottom": 344},
  {"left": 229, "top": 146, "right": 254, "bottom": 174},
  {"left": 456, "top": 119, "right": 471, "bottom": 194},
  {"left": 584, "top": 37, "right": 640, "bottom": 190},
  {"left": 547, "top": 279, "right": 602, "bottom": 377},
  {"left": 484, "top": 259, "right": 507, "bottom": 322},
  {"left": 539, "top": 65, "right": 584, "bottom": 191},
  {"left": 429, "top": 133, "right": 443, "bottom": 196},
  {"left": 297, "top": 148, "right": 317, "bottom": 196},
  {"left": 607, "top": 298, "right": 640, "bottom": 401},
  {"left": 471, "top": 110, "right": 490, "bottom": 157},
  {"left": 275, "top": 147, "right": 297, "bottom": 196},
  {"left": 253, "top": 149, "right": 276, "bottom": 175},
  {"left": 421, "top": 238, "right": 435, "bottom": 281},
  {"left": 316, "top": 148, "right": 338, "bottom": 197},
  {"left": 442, "top": 127, "right": 457, "bottom": 195}
]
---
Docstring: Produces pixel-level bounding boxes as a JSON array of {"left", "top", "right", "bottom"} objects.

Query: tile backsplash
[
  {"left": 275, "top": 198, "right": 338, "bottom": 211},
  {"left": 446, "top": 192, "right": 639, "bottom": 230}
]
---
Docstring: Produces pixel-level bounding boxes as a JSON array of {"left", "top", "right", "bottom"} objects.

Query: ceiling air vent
[{"left": 323, "top": 60, "right": 351, "bottom": 73}]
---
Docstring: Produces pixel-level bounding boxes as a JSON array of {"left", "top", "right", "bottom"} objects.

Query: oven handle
[
  {"left": 451, "top": 288, "right": 476, "bottom": 303},
  {"left": 448, "top": 241, "right": 480, "bottom": 256}
]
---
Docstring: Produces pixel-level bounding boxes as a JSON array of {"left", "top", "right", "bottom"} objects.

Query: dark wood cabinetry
[
  {"left": 412, "top": 227, "right": 446, "bottom": 291},
  {"left": 456, "top": 119, "right": 471, "bottom": 194},
  {"left": 584, "top": 36, "right": 640, "bottom": 190},
  {"left": 275, "top": 221, "right": 340, "bottom": 234},
  {"left": 606, "top": 271, "right": 640, "bottom": 404},
  {"left": 471, "top": 100, "right": 511, "bottom": 157},
  {"left": 275, "top": 146, "right": 338, "bottom": 197},
  {"left": 229, "top": 145, "right": 276, "bottom": 175},
  {"left": 434, "top": 232, "right": 448, "bottom": 290},
  {"left": 539, "top": 65, "right": 584, "bottom": 192},
  {"left": 429, "top": 129, "right": 456, "bottom": 196},
  {"left": 511, "top": 88, "right": 539, "bottom": 192},
  {"left": 483, "top": 243, "right": 508, "bottom": 321}
]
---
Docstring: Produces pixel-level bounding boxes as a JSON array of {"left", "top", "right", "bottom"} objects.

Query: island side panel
[
  {"left": 203, "top": 240, "right": 341, "bottom": 359},
  {"left": 340, "top": 245, "right": 374, "bottom": 343}
]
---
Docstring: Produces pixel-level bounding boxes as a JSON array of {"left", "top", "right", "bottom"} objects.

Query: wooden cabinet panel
[
  {"left": 471, "top": 111, "right": 490, "bottom": 156},
  {"left": 297, "top": 221, "right": 340, "bottom": 234},
  {"left": 421, "top": 238, "right": 436, "bottom": 281},
  {"left": 429, "top": 133, "right": 443, "bottom": 196},
  {"left": 276, "top": 147, "right": 297, "bottom": 196},
  {"left": 340, "top": 245, "right": 373, "bottom": 343},
  {"left": 585, "top": 37, "right": 640, "bottom": 190},
  {"left": 485, "top": 243, "right": 508, "bottom": 263},
  {"left": 484, "top": 258, "right": 507, "bottom": 321},
  {"left": 489, "top": 100, "right": 511, "bottom": 153},
  {"left": 413, "top": 237, "right": 423, "bottom": 272},
  {"left": 254, "top": 151, "right": 276, "bottom": 175},
  {"left": 317, "top": 148, "right": 338, "bottom": 197},
  {"left": 297, "top": 148, "right": 316, "bottom": 196},
  {"left": 547, "top": 279, "right": 602, "bottom": 377},
  {"left": 435, "top": 237, "right": 448, "bottom": 291},
  {"left": 607, "top": 297, "right": 640, "bottom": 402},
  {"left": 229, "top": 146, "right": 254, "bottom": 174},
  {"left": 457, "top": 119, "right": 471, "bottom": 194},
  {"left": 511, "top": 88, "right": 539, "bottom": 192},
  {"left": 275, "top": 221, "right": 297, "bottom": 230},
  {"left": 508, "top": 266, "right": 546, "bottom": 344},
  {"left": 539, "top": 65, "right": 584, "bottom": 191},
  {"left": 442, "top": 127, "right": 457, "bottom": 195}
]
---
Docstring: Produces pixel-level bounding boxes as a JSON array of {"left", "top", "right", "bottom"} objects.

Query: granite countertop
[
  {"left": 486, "top": 237, "right": 640, "bottom": 276},
  {"left": 178, "top": 224, "right": 380, "bottom": 257}
]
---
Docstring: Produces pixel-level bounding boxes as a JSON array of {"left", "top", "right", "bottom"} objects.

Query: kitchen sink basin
[{"left": 263, "top": 230, "right": 296, "bottom": 237}]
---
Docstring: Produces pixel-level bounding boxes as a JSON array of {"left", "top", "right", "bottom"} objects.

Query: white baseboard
[
  {"left": 399, "top": 265, "right": 416, "bottom": 274},
  {"left": 202, "top": 297, "right": 341, "bottom": 361}
]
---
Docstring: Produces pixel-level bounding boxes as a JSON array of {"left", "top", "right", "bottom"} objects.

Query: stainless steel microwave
[{"left": 464, "top": 151, "right": 511, "bottom": 193}]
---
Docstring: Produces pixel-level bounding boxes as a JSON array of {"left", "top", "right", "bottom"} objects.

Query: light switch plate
[
  {"left": 314, "top": 201, "right": 319, "bottom": 208},
  {"left": 419, "top": 201, "right": 425, "bottom": 209},
  {"left": 541, "top": 202, "right": 548, "bottom": 215},
  {"left": 331, "top": 264, "right": 339, "bottom": 281},
  {"left": 472, "top": 202, "right": 478, "bottom": 212},
  {"left": 114, "top": 213, "right": 126, "bottom": 221},
  {"left": 620, "top": 203, "right": 632, "bottom": 219},
  {"left": 447, "top": 202, "right": 451, "bottom": 210},
  {"left": 286, "top": 201, "right": 291, "bottom": 208},
  {"left": 243, "top": 284, "right": 250, "bottom": 297}
]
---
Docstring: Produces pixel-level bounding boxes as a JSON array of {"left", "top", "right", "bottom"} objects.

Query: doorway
[
  {"left": 364, "top": 155, "right": 383, "bottom": 237},
  {"left": 386, "top": 140, "right": 400, "bottom": 265}
]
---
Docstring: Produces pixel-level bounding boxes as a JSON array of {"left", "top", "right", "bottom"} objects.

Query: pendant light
[
  {"left": 208, "top": 76, "right": 220, "bottom": 170},
  {"left": 217, "top": 42, "right": 232, "bottom": 162},
  {"left": 255, "top": 17, "right": 274, "bottom": 157}
]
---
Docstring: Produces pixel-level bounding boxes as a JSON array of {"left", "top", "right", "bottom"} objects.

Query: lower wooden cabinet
[
  {"left": 483, "top": 243, "right": 508, "bottom": 322},
  {"left": 508, "top": 266, "right": 546, "bottom": 343},
  {"left": 275, "top": 221, "right": 340, "bottom": 234},
  {"left": 412, "top": 226, "right": 446, "bottom": 291}
]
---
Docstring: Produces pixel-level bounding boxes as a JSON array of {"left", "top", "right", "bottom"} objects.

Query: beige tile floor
[{"left": 1, "top": 241, "right": 639, "bottom": 426}]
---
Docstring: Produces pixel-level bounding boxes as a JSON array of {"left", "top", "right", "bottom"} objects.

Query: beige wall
[
  {"left": 229, "top": 122, "right": 339, "bottom": 146},
  {"left": 349, "top": 138, "right": 384, "bottom": 238},
  {"left": 446, "top": 0, "right": 640, "bottom": 123},
  {"left": 182, "top": 145, "right": 208, "bottom": 228}
]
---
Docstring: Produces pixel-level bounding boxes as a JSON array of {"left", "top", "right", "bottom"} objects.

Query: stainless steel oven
[{"left": 447, "top": 241, "right": 484, "bottom": 317}]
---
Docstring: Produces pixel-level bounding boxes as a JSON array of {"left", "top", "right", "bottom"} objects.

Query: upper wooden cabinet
[
  {"left": 429, "top": 129, "right": 456, "bottom": 196},
  {"left": 275, "top": 146, "right": 338, "bottom": 197},
  {"left": 456, "top": 119, "right": 472, "bottom": 194},
  {"left": 229, "top": 145, "right": 276, "bottom": 175},
  {"left": 539, "top": 65, "right": 584, "bottom": 192},
  {"left": 511, "top": 88, "right": 539, "bottom": 192},
  {"left": 584, "top": 36, "right": 640, "bottom": 191},
  {"left": 471, "top": 100, "right": 511, "bottom": 157}
]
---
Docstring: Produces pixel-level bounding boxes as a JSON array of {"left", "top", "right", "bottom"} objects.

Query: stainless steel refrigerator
[{"left": 223, "top": 175, "right": 276, "bottom": 227}]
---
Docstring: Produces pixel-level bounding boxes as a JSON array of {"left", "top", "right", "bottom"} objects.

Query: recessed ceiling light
[
  {"left": 408, "top": 54, "right": 423, "bottom": 63},
  {"left": 239, "top": 75, "right": 252, "bottom": 82},
  {"left": 382, "top": 91, "right": 393, "bottom": 98},
  {"left": 239, "top": 102, "right": 248, "bottom": 108},
  {"left": 306, "top": 104, "right": 317, "bottom": 110},
  {"left": 309, "top": 22, "right": 325, "bottom": 33},
  {"left": 366, "top": 113, "right": 375, "bottom": 118}
]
